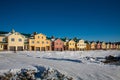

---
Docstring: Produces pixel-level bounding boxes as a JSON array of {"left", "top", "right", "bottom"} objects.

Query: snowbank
[{"left": 0, "top": 50, "right": 120, "bottom": 80}]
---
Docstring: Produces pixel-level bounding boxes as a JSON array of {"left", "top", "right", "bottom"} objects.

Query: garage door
[
  {"left": 17, "top": 46, "right": 23, "bottom": 51},
  {"left": 9, "top": 46, "right": 16, "bottom": 51},
  {"left": 41, "top": 47, "right": 45, "bottom": 51},
  {"left": 36, "top": 47, "right": 40, "bottom": 51}
]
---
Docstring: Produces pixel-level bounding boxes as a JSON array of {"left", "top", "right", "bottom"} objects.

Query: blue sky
[{"left": 0, "top": 0, "right": 120, "bottom": 41}]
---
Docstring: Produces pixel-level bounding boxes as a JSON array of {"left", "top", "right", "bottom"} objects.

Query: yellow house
[
  {"left": 116, "top": 44, "right": 119, "bottom": 50},
  {"left": 29, "top": 33, "right": 51, "bottom": 51},
  {"left": 7, "top": 29, "right": 25, "bottom": 51},
  {"left": 90, "top": 42, "right": 96, "bottom": 50},
  {"left": 77, "top": 39, "right": 86, "bottom": 50},
  {"left": 106, "top": 43, "right": 110, "bottom": 50},
  {"left": 101, "top": 42, "right": 106, "bottom": 50},
  {"left": 68, "top": 39, "right": 76, "bottom": 51}
]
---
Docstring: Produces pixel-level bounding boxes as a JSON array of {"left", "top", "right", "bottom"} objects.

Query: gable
[
  {"left": 79, "top": 40, "right": 84, "bottom": 43},
  {"left": 35, "top": 33, "right": 46, "bottom": 39},
  {"left": 8, "top": 32, "right": 25, "bottom": 38},
  {"left": 55, "top": 39, "right": 63, "bottom": 43},
  {"left": 69, "top": 40, "right": 75, "bottom": 43}
]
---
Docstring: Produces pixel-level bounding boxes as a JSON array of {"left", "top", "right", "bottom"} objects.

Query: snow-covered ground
[{"left": 0, "top": 50, "right": 120, "bottom": 80}]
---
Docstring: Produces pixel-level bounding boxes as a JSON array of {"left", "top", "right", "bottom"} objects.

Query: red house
[{"left": 53, "top": 38, "right": 64, "bottom": 51}]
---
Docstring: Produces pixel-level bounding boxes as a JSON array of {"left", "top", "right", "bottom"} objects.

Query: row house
[
  {"left": 106, "top": 42, "right": 116, "bottom": 50},
  {"left": 106, "top": 43, "right": 110, "bottom": 49},
  {"left": 29, "top": 33, "right": 51, "bottom": 51},
  {"left": 48, "top": 37, "right": 87, "bottom": 51},
  {"left": 91, "top": 41, "right": 119, "bottom": 50},
  {"left": 101, "top": 42, "right": 106, "bottom": 50},
  {"left": 96, "top": 41, "right": 101, "bottom": 50},
  {"left": 77, "top": 39, "right": 86, "bottom": 50},
  {"left": 68, "top": 39, "right": 76, "bottom": 51},
  {"left": 90, "top": 42, "right": 96, "bottom": 50},
  {"left": 90, "top": 41, "right": 107, "bottom": 50},
  {"left": 0, "top": 29, "right": 26, "bottom": 51},
  {"left": 51, "top": 38, "right": 64, "bottom": 51},
  {"left": 0, "top": 29, "right": 120, "bottom": 51},
  {"left": 85, "top": 42, "right": 91, "bottom": 50},
  {"left": 7, "top": 30, "right": 25, "bottom": 51}
]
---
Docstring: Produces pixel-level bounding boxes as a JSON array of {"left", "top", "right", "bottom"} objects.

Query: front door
[
  {"left": 3, "top": 45, "right": 7, "bottom": 50},
  {"left": 31, "top": 46, "right": 34, "bottom": 51},
  {"left": 41, "top": 47, "right": 45, "bottom": 51}
]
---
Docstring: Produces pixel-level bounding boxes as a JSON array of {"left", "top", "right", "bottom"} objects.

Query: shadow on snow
[{"left": 43, "top": 57, "right": 82, "bottom": 63}]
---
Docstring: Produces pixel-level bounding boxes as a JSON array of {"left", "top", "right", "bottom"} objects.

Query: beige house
[
  {"left": 101, "top": 42, "right": 106, "bottom": 50},
  {"left": 7, "top": 30, "right": 25, "bottom": 51},
  {"left": 29, "top": 33, "right": 51, "bottom": 51},
  {"left": 90, "top": 42, "right": 96, "bottom": 50},
  {"left": 77, "top": 39, "right": 86, "bottom": 50},
  {"left": 110, "top": 43, "right": 113, "bottom": 49},
  {"left": 0, "top": 29, "right": 27, "bottom": 51}
]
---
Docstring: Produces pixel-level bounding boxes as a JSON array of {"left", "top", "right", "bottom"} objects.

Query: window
[
  {"left": 18, "top": 38, "right": 22, "bottom": 42},
  {"left": 42, "top": 36, "right": 44, "bottom": 39},
  {"left": 73, "top": 43, "right": 74, "bottom": 45},
  {"left": 46, "top": 41, "right": 48, "bottom": 44},
  {"left": 60, "top": 43, "right": 62, "bottom": 45},
  {"left": 1, "top": 45, "right": 2, "bottom": 48},
  {"left": 37, "top": 41, "right": 39, "bottom": 44},
  {"left": 25, "top": 39, "right": 27, "bottom": 42},
  {"left": 2, "top": 38, "right": 6, "bottom": 42},
  {"left": 38, "top": 36, "right": 40, "bottom": 38},
  {"left": 70, "top": 43, "right": 71, "bottom": 45},
  {"left": 42, "top": 41, "right": 44, "bottom": 44},
  {"left": 11, "top": 38, "right": 15, "bottom": 42},
  {"left": 32, "top": 41, "right": 34, "bottom": 44},
  {"left": 56, "top": 43, "right": 58, "bottom": 45}
]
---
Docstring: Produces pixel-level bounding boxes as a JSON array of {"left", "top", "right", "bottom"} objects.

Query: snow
[{"left": 0, "top": 50, "right": 120, "bottom": 80}]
